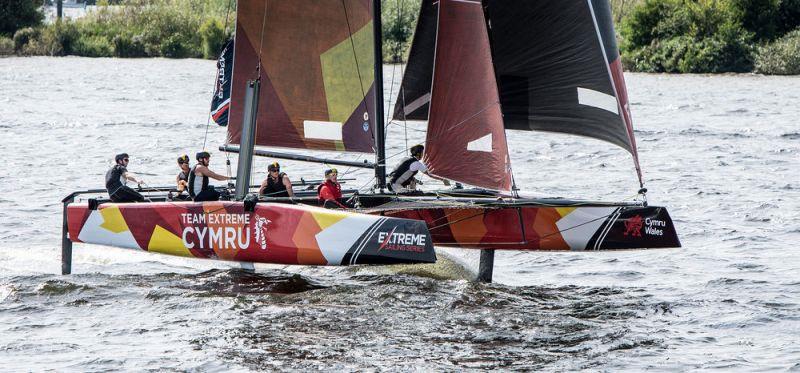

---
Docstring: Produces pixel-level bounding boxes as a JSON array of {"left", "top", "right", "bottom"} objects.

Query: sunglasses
[{"left": 123, "top": 158, "right": 129, "bottom": 162}]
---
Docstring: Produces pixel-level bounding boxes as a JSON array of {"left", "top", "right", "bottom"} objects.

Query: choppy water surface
[{"left": 1, "top": 57, "right": 798, "bottom": 371}]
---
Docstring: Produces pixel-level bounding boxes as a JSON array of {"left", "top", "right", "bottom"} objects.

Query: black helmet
[
  {"left": 325, "top": 168, "right": 338, "bottom": 177},
  {"left": 268, "top": 162, "right": 280, "bottom": 172},
  {"left": 177, "top": 154, "right": 190, "bottom": 164},
  {"left": 115, "top": 153, "right": 129, "bottom": 163},
  {"left": 196, "top": 151, "right": 211, "bottom": 160},
  {"left": 410, "top": 144, "right": 424, "bottom": 157}
]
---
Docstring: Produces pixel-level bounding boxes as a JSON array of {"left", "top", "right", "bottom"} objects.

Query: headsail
[
  {"left": 227, "top": 0, "right": 377, "bottom": 153},
  {"left": 485, "top": 0, "right": 642, "bottom": 181},
  {"left": 395, "top": 0, "right": 643, "bottom": 184},
  {"left": 424, "top": 0, "right": 512, "bottom": 192},
  {"left": 393, "top": 0, "right": 437, "bottom": 121},
  {"left": 211, "top": 39, "right": 234, "bottom": 127}
]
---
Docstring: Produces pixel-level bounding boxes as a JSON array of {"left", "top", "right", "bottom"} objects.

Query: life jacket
[
  {"left": 317, "top": 180, "right": 342, "bottom": 201},
  {"left": 261, "top": 172, "right": 289, "bottom": 197},
  {"left": 389, "top": 157, "right": 419, "bottom": 188},
  {"left": 177, "top": 170, "right": 189, "bottom": 183},
  {"left": 105, "top": 164, "right": 127, "bottom": 192},
  {"left": 188, "top": 165, "right": 209, "bottom": 198}
]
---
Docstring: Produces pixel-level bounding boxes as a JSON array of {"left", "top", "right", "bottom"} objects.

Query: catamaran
[{"left": 62, "top": 0, "right": 680, "bottom": 282}]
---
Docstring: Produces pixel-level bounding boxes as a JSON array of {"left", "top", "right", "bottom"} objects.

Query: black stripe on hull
[{"left": 587, "top": 206, "right": 681, "bottom": 250}]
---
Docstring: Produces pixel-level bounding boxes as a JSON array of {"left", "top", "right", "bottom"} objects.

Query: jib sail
[
  {"left": 227, "top": 0, "right": 377, "bottom": 153},
  {"left": 211, "top": 39, "right": 234, "bottom": 127},
  {"left": 393, "top": 0, "right": 437, "bottom": 121},
  {"left": 395, "top": 0, "right": 643, "bottom": 184},
  {"left": 424, "top": 0, "right": 512, "bottom": 192}
]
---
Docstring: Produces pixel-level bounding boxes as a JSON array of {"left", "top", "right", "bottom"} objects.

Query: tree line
[{"left": 1, "top": 0, "right": 798, "bottom": 74}]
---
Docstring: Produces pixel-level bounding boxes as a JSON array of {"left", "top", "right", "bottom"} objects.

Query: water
[{"left": 1, "top": 57, "right": 799, "bottom": 371}]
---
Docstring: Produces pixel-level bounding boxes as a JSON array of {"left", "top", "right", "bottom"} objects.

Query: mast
[
  {"left": 234, "top": 79, "right": 260, "bottom": 200},
  {"left": 373, "top": 0, "right": 387, "bottom": 191}
]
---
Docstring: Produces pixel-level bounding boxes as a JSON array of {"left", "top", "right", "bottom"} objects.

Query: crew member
[
  {"left": 105, "top": 153, "right": 145, "bottom": 203},
  {"left": 259, "top": 162, "right": 294, "bottom": 198},
  {"left": 318, "top": 168, "right": 347, "bottom": 208},
  {"left": 189, "top": 151, "right": 230, "bottom": 202},
  {"left": 174, "top": 154, "right": 191, "bottom": 200},
  {"left": 388, "top": 144, "right": 449, "bottom": 193}
]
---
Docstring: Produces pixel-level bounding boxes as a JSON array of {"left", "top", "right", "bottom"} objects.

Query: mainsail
[
  {"left": 395, "top": 0, "right": 643, "bottom": 184},
  {"left": 424, "top": 0, "right": 512, "bottom": 192},
  {"left": 226, "top": 0, "right": 377, "bottom": 153}
]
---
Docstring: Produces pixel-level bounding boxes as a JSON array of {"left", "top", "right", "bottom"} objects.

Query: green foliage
[
  {"left": 778, "top": 0, "right": 800, "bottom": 35},
  {"left": 382, "top": 0, "right": 421, "bottom": 63},
  {"left": 755, "top": 28, "right": 800, "bottom": 74},
  {"left": 199, "top": 18, "right": 226, "bottom": 59},
  {"left": 14, "top": 0, "right": 234, "bottom": 58},
  {"left": 621, "top": 0, "right": 755, "bottom": 72},
  {"left": 730, "top": 0, "right": 781, "bottom": 41},
  {"left": 0, "top": 0, "right": 44, "bottom": 37},
  {"left": 73, "top": 34, "right": 113, "bottom": 57},
  {"left": 47, "top": 20, "right": 80, "bottom": 55},
  {"left": 13, "top": 27, "right": 39, "bottom": 52},
  {"left": 0, "top": 37, "right": 14, "bottom": 55},
  {"left": 112, "top": 34, "right": 146, "bottom": 57}
]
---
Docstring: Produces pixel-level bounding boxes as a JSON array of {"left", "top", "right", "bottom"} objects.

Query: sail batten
[
  {"left": 424, "top": 0, "right": 512, "bottom": 192},
  {"left": 227, "top": 0, "right": 377, "bottom": 154}
]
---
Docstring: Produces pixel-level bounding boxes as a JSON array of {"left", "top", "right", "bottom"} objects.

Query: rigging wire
[
  {"left": 202, "top": 0, "right": 234, "bottom": 153},
  {"left": 243, "top": 1, "right": 271, "bottom": 187},
  {"left": 333, "top": 0, "right": 374, "bottom": 180}
]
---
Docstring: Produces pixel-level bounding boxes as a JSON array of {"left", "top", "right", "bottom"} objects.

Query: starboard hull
[
  {"left": 66, "top": 201, "right": 436, "bottom": 266},
  {"left": 374, "top": 203, "right": 680, "bottom": 251}
]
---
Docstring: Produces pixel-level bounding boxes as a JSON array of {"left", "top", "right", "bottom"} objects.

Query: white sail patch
[
  {"left": 303, "top": 120, "right": 343, "bottom": 141},
  {"left": 467, "top": 133, "right": 493, "bottom": 152},
  {"left": 577, "top": 87, "right": 619, "bottom": 115}
]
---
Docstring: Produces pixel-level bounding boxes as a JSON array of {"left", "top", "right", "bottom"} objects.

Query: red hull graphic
[{"left": 67, "top": 201, "right": 435, "bottom": 266}]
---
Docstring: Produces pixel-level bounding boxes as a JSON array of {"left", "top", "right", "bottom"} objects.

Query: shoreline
[{"left": 2, "top": 55, "right": 799, "bottom": 77}]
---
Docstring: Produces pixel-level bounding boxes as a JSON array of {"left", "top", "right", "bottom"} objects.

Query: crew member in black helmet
[
  {"left": 105, "top": 153, "right": 145, "bottom": 202},
  {"left": 259, "top": 161, "right": 294, "bottom": 198},
  {"left": 174, "top": 154, "right": 192, "bottom": 200},
  {"left": 388, "top": 144, "right": 449, "bottom": 193},
  {"left": 188, "top": 151, "right": 230, "bottom": 202}
]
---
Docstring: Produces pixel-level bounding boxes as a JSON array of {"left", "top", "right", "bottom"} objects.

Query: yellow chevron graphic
[
  {"left": 312, "top": 210, "right": 348, "bottom": 230},
  {"left": 99, "top": 206, "right": 129, "bottom": 233},
  {"left": 148, "top": 225, "right": 193, "bottom": 257},
  {"left": 555, "top": 207, "right": 577, "bottom": 218}
]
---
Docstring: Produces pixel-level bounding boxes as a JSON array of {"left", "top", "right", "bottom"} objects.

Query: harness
[
  {"left": 262, "top": 172, "right": 289, "bottom": 197},
  {"left": 188, "top": 165, "right": 209, "bottom": 198},
  {"left": 389, "top": 157, "right": 419, "bottom": 187}
]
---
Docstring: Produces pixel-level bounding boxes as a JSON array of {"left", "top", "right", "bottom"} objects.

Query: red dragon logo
[{"left": 623, "top": 215, "right": 643, "bottom": 237}]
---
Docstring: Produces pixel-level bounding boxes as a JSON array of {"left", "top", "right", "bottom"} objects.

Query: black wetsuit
[
  {"left": 260, "top": 172, "right": 289, "bottom": 197},
  {"left": 105, "top": 164, "right": 144, "bottom": 202},
  {"left": 188, "top": 165, "right": 219, "bottom": 202}
]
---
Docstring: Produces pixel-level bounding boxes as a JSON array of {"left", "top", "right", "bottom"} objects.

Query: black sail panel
[
  {"left": 211, "top": 39, "right": 234, "bottom": 127},
  {"left": 485, "top": 0, "right": 633, "bottom": 152},
  {"left": 392, "top": 0, "right": 437, "bottom": 121}
]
